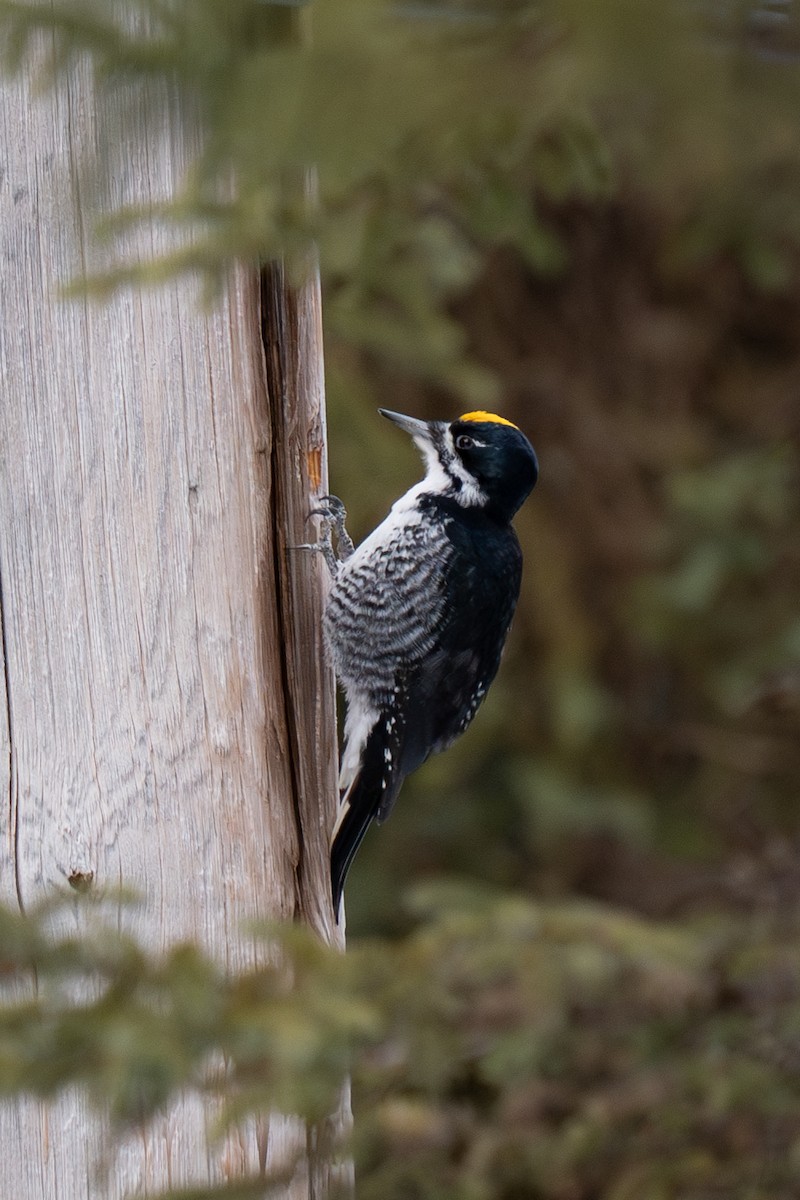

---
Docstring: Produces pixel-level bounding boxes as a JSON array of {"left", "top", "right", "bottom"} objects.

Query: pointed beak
[{"left": 378, "top": 409, "right": 435, "bottom": 446}]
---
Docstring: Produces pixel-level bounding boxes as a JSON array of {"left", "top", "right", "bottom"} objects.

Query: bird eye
[{"left": 456, "top": 434, "right": 475, "bottom": 450}]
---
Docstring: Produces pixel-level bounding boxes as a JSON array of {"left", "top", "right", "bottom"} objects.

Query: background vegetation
[{"left": 2, "top": 0, "right": 800, "bottom": 1196}]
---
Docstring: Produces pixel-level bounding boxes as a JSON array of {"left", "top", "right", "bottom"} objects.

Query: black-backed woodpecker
[{"left": 315, "top": 410, "right": 539, "bottom": 917}]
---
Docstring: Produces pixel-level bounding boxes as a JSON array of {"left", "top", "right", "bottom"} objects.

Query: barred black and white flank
[{"left": 318, "top": 409, "right": 539, "bottom": 917}]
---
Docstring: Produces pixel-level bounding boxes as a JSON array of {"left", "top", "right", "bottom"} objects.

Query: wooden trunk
[{"left": 0, "top": 54, "right": 343, "bottom": 1199}]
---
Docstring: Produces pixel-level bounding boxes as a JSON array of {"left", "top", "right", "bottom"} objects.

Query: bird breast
[{"left": 323, "top": 502, "right": 450, "bottom": 705}]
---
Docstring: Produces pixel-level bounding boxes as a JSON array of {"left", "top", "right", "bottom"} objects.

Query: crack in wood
[{"left": 260, "top": 263, "right": 308, "bottom": 918}]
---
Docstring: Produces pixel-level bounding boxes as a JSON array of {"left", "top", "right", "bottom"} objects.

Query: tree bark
[{"left": 0, "top": 51, "right": 343, "bottom": 1200}]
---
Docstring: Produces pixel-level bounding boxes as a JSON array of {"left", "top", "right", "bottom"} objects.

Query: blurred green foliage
[
  {"left": 3, "top": 892, "right": 800, "bottom": 1199},
  {"left": 2, "top": 0, "right": 800, "bottom": 1194},
  {"left": 3, "top": 0, "right": 800, "bottom": 392}
]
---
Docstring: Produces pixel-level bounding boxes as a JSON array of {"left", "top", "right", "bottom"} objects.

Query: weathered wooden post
[{"left": 0, "top": 46, "right": 343, "bottom": 1199}]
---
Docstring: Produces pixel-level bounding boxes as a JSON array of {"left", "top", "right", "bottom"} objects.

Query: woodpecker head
[{"left": 379, "top": 408, "right": 538, "bottom": 521}]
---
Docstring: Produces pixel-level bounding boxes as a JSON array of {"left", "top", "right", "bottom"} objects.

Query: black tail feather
[
  {"left": 330, "top": 712, "right": 406, "bottom": 919},
  {"left": 331, "top": 792, "right": 375, "bottom": 917}
]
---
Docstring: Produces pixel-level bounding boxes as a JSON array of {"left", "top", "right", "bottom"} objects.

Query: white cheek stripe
[
  {"left": 448, "top": 455, "right": 487, "bottom": 507},
  {"left": 413, "top": 427, "right": 487, "bottom": 507}
]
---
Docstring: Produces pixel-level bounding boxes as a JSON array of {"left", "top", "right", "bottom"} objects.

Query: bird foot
[{"left": 298, "top": 494, "right": 355, "bottom": 576}]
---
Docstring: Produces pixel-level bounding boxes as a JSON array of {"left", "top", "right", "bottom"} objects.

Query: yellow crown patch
[{"left": 458, "top": 411, "right": 519, "bottom": 430}]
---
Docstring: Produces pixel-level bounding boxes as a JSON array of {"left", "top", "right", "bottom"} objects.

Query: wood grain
[{"left": 0, "top": 56, "right": 343, "bottom": 1200}]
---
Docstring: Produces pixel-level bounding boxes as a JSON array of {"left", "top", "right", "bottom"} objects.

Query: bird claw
[
  {"left": 306, "top": 494, "right": 355, "bottom": 574},
  {"left": 309, "top": 494, "right": 348, "bottom": 525}
]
